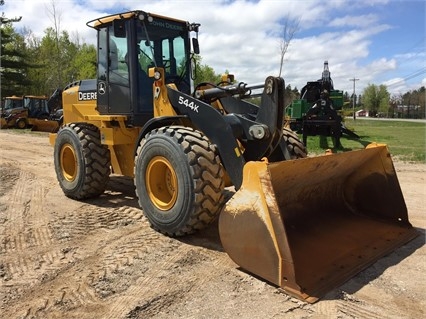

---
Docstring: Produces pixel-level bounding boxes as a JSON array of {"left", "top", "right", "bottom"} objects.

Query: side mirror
[{"left": 192, "top": 38, "right": 200, "bottom": 54}]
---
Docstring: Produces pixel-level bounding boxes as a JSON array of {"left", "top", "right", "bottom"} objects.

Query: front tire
[
  {"left": 54, "top": 123, "right": 111, "bottom": 199},
  {"left": 134, "top": 126, "right": 225, "bottom": 236},
  {"left": 16, "top": 119, "right": 27, "bottom": 129}
]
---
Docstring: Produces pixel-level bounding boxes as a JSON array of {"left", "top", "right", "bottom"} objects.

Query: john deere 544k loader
[{"left": 49, "top": 10, "right": 418, "bottom": 303}]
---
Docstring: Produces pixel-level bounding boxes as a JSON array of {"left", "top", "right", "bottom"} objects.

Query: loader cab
[
  {"left": 91, "top": 11, "right": 198, "bottom": 126},
  {"left": 3, "top": 96, "right": 23, "bottom": 111},
  {"left": 23, "top": 96, "right": 49, "bottom": 119}
]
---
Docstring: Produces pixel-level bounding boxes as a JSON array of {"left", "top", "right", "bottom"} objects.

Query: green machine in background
[{"left": 286, "top": 61, "right": 359, "bottom": 148}]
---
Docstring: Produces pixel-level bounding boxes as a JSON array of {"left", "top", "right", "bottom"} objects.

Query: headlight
[{"left": 154, "top": 70, "right": 162, "bottom": 81}]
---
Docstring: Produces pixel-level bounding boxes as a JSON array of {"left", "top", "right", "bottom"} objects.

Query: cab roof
[{"left": 86, "top": 10, "right": 188, "bottom": 29}]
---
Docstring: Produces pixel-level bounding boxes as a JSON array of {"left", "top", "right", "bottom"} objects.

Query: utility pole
[{"left": 349, "top": 77, "right": 359, "bottom": 120}]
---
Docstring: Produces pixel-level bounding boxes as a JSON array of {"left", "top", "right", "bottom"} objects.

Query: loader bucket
[
  {"left": 219, "top": 143, "right": 418, "bottom": 303},
  {"left": 31, "top": 119, "right": 60, "bottom": 133},
  {"left": 0, "top": 117, "right": 9, "bottom": 129}
]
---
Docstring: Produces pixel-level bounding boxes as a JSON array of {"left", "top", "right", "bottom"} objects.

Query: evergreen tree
[{"left": 0, "top": 1, "right": 31, "bottom": 97}]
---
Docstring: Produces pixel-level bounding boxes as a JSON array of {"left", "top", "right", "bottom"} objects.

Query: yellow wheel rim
[
  {"left": 146, "top": 156, "right": 178, "bottom": 211},
  {"left": 60, "top": 143, "right": 77, "bottom": 182},
  {"left": 17, "top": 120, "right": 26, "bottom": 129}
]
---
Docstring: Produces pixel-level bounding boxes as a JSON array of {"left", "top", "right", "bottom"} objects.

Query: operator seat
[
  {"left": 139, "top": 74, "right": 153, "bottom": 112},
  {"left": 124, "top": 52, "right": 154, "bottom": 117}
]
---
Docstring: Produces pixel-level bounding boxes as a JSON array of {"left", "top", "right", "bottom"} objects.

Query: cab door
[{"left": 97, "top": 24, "right": 131, "bottom": 115}]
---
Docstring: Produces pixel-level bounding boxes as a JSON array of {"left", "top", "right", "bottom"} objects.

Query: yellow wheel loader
[
  {"left": 28, "top": 89, "right": 63, "bottom": 132},
  {"left": 0, "top": 94, "right": 62, "bottom": 132},
  {"left": 49, "top": 10, "right": 418, "bottom": 303},
  {"left": 1, "top": 95, "right": 24, "bottom": 128}
]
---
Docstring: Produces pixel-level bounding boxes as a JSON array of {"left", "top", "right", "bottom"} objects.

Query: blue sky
[{"left": 3, "top": 0, "right": 425, "bottom": 95}]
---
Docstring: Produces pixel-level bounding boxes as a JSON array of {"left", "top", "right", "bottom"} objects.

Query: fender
[
  {"left": 134, "top": 115, "right": 188, "bottom": 157},
  {"left": 167, "top": 87, "right": 245, "bottom": 189}
]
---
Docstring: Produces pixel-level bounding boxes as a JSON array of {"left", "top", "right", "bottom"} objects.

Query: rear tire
[
  {"left": 282, "top": 127, "right": 307, "bottom": 158},
  {"left": 134, "top": 126, "right": 225, "bottom": 236},
  {"left": 54, "top": 123, "right": 111, "bottom": 199}
]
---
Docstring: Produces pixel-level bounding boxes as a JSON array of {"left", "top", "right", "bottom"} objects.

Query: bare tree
[
  {"left": 46, "top": 0, "right": 62, "bottom": 36},
  {"left": 45, "top": 0, "right": 63, "bottom": 86},
  {"left": 278, "top": 16, "right": 300, "bottom": 78}
]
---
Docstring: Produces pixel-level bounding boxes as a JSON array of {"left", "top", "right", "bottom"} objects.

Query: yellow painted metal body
[
  {"left": 1, "top": 95, "right": 59, "bottom": 131},
  {"left": 150, "top": 68, "right": 179, "bottom": 118},
  {"left": 1, "top": 96, "right": 25, "bottom": 128},
  {"left": 0, "top": 117, "right": 7, "bottom": 128},
  {"left": 219, "top": 143, "right": 418, "bottom": 302},
  {"left": 50, "top": 83, "right": 141, "bottom": 177},
  {"left": 0, "top": 108, "right": 28, "bottom": 128},
  {"left": 146, "top": 156, "right": 178, "bottom": 210},
  {"left": 29, "top": 119, "right": 60, "bottom": 132}
]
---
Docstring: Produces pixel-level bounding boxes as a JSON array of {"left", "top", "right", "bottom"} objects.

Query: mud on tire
[
  {"left": 134, "top": 126, "right": 225, "bottom": 236},
  {"left": 54, "top": 123, "right": 111, "bottom": 199}
]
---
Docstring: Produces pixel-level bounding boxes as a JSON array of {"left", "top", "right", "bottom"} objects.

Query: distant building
[{"left": 355, "top": 109, "right": 369, "bottom": 117}]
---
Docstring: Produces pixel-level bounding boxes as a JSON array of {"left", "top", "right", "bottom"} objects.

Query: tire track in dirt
[
  {"left": 50, "top": 204, "right": 145, "bottom": 240},
  {"left": 314, "top": 293, "right": 384, "bottom": 319},
  {"left": 315, "top": 287, "right": 412, "bottom": 319},
  {"left": 0, "top": 165, "right": 62, "bottom": 286},
  {"left": 26, "top": 181, "right": 47, "bottom": 223},
  {"left": 2, "top": 246, "right": 75, "bottom": 285},
  {"left": 336, "top": 301, "right": 384, "bottom": 319},
  {"left": 4, "top": 192, "right": 303, "bottom": 319},
  {"left": 2, "top": 215, "right": 231, "bottom": 319},
  {"left": 1, "top": 225, "right": 77, "bottom": 289},
  {"left": 1, "top": 225, "right": 54, "bottom": 254},
  {"left": 101, "top": 243, "right": 209, "bottom": 319},
  {"left": 1, "top": 205, "right": 152, "bottom": 318},
  {"left": 1, "top": 166, "right": 51, "bottom": 231},
  {"left": 3, "top": 169, "right": 31, "bottom": 231},
  {"left": 115, "top": 245, "right": 311, "bottom": 319},
  {"left": 101, "top": 238, "right": 295, "bottom": 319}
]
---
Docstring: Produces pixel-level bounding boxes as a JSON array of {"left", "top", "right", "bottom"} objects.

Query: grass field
[{"left": 304, "top": 118, "right": 426, "bottom": 163}]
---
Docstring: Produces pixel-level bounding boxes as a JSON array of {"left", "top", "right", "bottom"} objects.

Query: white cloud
[{"left": 329, "top": 14, "right": 379, "bottom": 28}]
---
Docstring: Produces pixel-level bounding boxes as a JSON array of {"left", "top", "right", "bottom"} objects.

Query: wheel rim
[
  {"left": 17, "top": 120, "right": 25, "bottom": 129},
  {"left": 60, "top": 143, "right": 77, "bottom": 182},
  {"left": 146, "top": 156, "right": 178, "bottom": 211}
]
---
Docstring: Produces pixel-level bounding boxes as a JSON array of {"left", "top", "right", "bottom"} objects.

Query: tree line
[{"left": 1, "top": 2, "right": 96, "bottom": 97}]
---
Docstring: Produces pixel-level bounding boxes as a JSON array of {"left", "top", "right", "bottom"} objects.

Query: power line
[{"left": 385, "top": 67, "right": 426, "bottom": 88}]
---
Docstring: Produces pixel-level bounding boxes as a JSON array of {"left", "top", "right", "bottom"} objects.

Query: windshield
[
  {"left": 137, "top": 17, "right": 189, "bottom": 80},
  {"left": 24, "top": 98, "right": 49, "bottom": 114},
  {"left": 4, "top": 98, "right": 23, "bottom": 110}
]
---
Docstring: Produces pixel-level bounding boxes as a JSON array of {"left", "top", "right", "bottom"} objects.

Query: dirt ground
[{"left": 0, "top": 129, "right": 424, "bottom": 319}]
